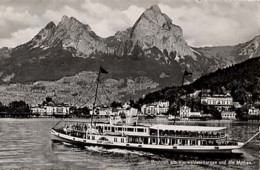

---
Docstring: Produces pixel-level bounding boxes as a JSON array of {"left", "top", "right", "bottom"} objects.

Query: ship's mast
[
  {"left": 173, "top": 68, "right": 192, "bottom": 124},
  {"left": 90, "top": 66, "right": 108, "bottom": 127},
  {"left": 90, "top": 68, "right": 101, "bottom": 126}
]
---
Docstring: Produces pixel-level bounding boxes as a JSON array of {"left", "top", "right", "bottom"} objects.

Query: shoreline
[{"left": 0, "top": 117, "right": 259, "bottom": 124}]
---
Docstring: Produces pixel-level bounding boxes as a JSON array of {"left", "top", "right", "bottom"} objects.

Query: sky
[{"left": 0, "top": 0, "right": 260, "bottom": 48}]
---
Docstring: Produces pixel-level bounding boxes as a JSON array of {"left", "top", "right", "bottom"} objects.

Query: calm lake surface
[{"left": 0, "top": 118, "right": 259, "bottom": 170}]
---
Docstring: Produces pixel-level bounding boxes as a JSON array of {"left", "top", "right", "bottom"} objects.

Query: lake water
[{"left": 0, "top": 118, "right": 259, "bottom": 170}]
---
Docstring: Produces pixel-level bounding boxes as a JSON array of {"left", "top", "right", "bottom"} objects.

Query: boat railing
[
  {"left": 150, "top": 133, "right": 226, "bottom": 139},
  {"left": 147, "top": 135, "right": 225, "bottom": 140}
]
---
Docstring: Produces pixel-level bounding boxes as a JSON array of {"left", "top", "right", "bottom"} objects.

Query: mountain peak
[
  {"left": 139, "top": 4, "right": 172, "bottom": 28},
  {"left": 60, "top": 15, "right": 83, "bottom": 26},
  {"left": 57, "top": 15, "right": 93, "bottom": 34},
  {"left": 149, "top": 4, "right": 161, "bottom": 12},
  {"left": 252, "top": 35, "right": 260, "bottom": 42},
  {"left": 45, "top": 21, "right": 56, "bottom": 29},
  {"left": 128, "top": 4, "right": 195, "bottom": 60},
  {"left": 61, "top": 15, "right": 69, "bottom": 22}
]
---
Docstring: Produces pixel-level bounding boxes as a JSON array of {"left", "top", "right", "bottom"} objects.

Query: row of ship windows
[
  {"left": 86, "top": 135, "right": 125, "bottom": 143},
  {"left": 87, "top": 136, "right": 95, "bottom": 140},
  {"left": 103, "top": 126, "right": 147, "bottom": 133},
  {"left": 114, "top": 138, "right": 124, "bottom": 143}
]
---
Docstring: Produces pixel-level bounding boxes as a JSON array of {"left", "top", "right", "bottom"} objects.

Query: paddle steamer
[{"left": 51, "top": 67, "right": 260, "bottom": 154}]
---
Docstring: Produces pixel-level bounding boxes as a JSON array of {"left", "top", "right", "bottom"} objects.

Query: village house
[
  {"left": 109, "top": 107, "right": 138, "bottom": 125},
  {"left": 141, "top": 104, "right": 157, "bottom": 115},
  {"left": 221, "top": 111, "right": 236, "bottom": 120},
  {"left": 154, "top": 101, "right": 170, "bottom": 114},
  {"left": 30, "top": 83, "right": 46, "bottom": 93},
  {"left": 248, "top": 107, "right": 260, "bottom": 116},
  {"left": 141, "top": 101, "right": 170, "bottom": 115},
  {"left": 125, "top": 108, "right": 138, "bottom": 125},
  {"left": 31, "top": 102, "right": 70, "bottom": 117},
  {"left": 153, "top": 101, "right": 169, "bottom": 108},
  {"left": 45, "top": 103, "right": 70, "bottom": 117},
  {"left": 201, "top": 94, "right": 233, "bottom": 111},
  {"left": 31, "top": 106, "right": 46, "bottom": 116},
  {"left": 179, "top": 106, "right": 201, "bottom": 118},
  {"left": 98, "top": 107, "right": 112, "bottom": 117}
]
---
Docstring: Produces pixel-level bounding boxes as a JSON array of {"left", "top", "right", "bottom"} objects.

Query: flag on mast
[{"left": 100, "top": 66, "right": 108, "bottom": 74}]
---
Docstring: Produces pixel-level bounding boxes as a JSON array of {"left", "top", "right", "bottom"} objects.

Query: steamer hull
[{"left": 51, "top": 128, "right": 244, "bottom": 155}]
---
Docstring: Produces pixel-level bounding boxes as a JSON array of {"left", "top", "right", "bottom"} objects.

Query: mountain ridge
[
  {"left": 0, "top": 5, "right": 259, "bottom": 104},
  {"left": 142, "top": 56, "right": 260, "bottom": 106}
]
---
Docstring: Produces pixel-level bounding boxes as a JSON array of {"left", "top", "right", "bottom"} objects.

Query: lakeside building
[
  {"left": 248, "top": 107, "right": 260, "bottom": 116},
  {"left": 141, "top": 101, "right": 169, "bottom": 115},
  {"left": 97, "top": 107, "right": 112, "bottom": 117},
  {"left": 45, "top": 103, "right": 70, "bottom": 116},
  {"left": 221, "top": 111, "right": 237, "bottom": 120},
  {"left": 179, "top": 106, "right": 201, "bottom": 118},
  {"left": 31, "top": 102, "right": 70, "bottom": 117},
  {"left": 154, "top": 101, "right": 169, "bottom": 114},
  {"left": 141, "top": 104, "right": 158, "bottom": 115},
  {"left": 201, "top": 94, "right": 233, "bottom": 111},
  {"left": 108, "top": 107, "right": 139, "bottom": 125},
  {"left": 95, "top": 106, "right": 138, "bottom": 119},
  {"left": 31, "top": 106, "right": 46, "bottom": 115}
]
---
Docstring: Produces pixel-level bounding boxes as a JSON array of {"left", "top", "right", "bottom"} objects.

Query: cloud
[
  {"left": 0, "top": 4, "right": 43, "bottom": 46},
  {"left": 122, "top": 5, "right": 144, "bottom": 25},
  {"left": 81, "top": 1, "right": 144, "bottom": 37},
  {"left": 0, "top": 0, "right": 259, "bottom": 48},
  {"left": 0, "top": 27, "right": 41, "bottom": 47},
  {"left": 0, "top": 5, "right": 41, "bottom": 27},
  {"left": 158, "top": 1, "right": 260, "bottom": 46},
  {"left": 42, "top": 0, "right": 144, "bottom": 38},
  {"left": 43, "top": 5, "right": 88, "bottom": 24}
]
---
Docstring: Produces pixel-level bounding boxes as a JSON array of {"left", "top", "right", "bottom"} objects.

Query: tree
[
  {"left": 110, "top": 101, "right": 122, "bottom": 108},
  {"left": 201, "top": 105, "right": 221, "bottom": 120},
  {"left": 235, "top": 106, "right": 248, "bottom": 120},
  {"left": 46, "top": 97, "right": 52, "bottom": 103},
  {"left": 75, "top": 107, "right": 90, "bottom": 117},
  {"left": 9, "top": 101, "right": 30, "bottom": 113},
  {"left": 0, "top": 102, "right": 9, "bottom": 113}
]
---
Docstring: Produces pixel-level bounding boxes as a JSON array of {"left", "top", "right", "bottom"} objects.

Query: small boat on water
[{"left": 51, "top": 67, "right": 260, "bottom": 155}]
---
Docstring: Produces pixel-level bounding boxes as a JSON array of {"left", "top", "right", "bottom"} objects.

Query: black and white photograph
[{"left": 0, "top": 0, "right": 259, "bottom": 169}]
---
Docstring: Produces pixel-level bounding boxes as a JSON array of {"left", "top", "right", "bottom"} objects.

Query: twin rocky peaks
[
  {"left": 1, "top": 4, "right": 260, "bottom": 89},
  {"left": 27, "top": 4, "right": 195, "bottom": 60}
]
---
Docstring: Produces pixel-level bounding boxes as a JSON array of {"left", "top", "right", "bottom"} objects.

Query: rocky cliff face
[
  {"left": 113, "top": 5, "right": 196, "bottom": 61},
  {"left": 25, "top": 16, "right": 114, "bottom": 57},
  {"left": 28, "top": 21, "right": 56, "bottom": 49},
  {"left": 129, "top": 5, "right": 195, "bottom": 59}
]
